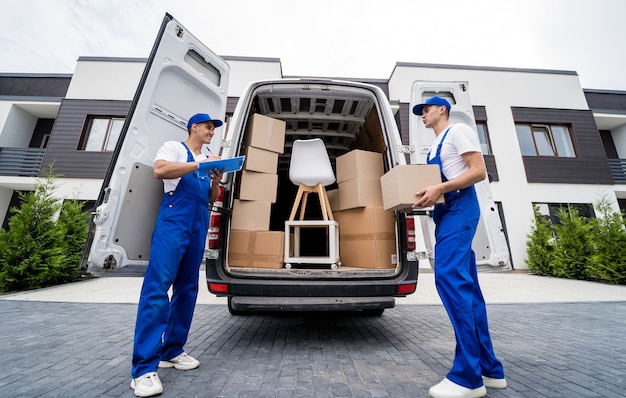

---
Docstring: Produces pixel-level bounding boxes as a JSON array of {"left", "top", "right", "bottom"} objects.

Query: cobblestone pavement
[{"left": 1, "top": 298, "right": 625, "bottom": 397}]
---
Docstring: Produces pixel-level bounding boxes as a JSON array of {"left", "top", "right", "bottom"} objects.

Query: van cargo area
[{"left": 212, "top": 81, "right": 412, "bottom": 280}]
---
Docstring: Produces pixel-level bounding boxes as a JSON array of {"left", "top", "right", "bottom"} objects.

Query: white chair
[
  {"left": 288, "top": 138, "right": 336, "bottom": 221},
  {"left": 284, "top": 138, "right": 340, "bottom": 269}
]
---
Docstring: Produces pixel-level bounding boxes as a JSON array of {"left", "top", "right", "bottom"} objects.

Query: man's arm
[
  {"left": 153, "top": 159, "right": 198, "bottom": 179},
  {"left": 413, "top": 151, "right": 486, "bottom": 208}
]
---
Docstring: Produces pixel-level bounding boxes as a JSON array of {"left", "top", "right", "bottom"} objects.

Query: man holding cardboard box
[
  {"left": 411, "top": 97, "right": 506, "bottom": 398},
  {"left": 130, "top": 113, "right": 225, "bottom": 397}
]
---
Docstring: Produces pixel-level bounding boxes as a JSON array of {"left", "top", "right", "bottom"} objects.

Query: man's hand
[{"left": 413, "top": 184, "right": 445, "bottom": 208}]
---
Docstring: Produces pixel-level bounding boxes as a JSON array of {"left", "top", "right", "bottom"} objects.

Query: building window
[
  {"left": 476, "top": 122, "right": 492, "bottom": 155},
  {"left": 534, "top": 202, "right": 595, "bottom": 226},
  {"left": 79, "top": 116, "right": 125, "bottom": 152},
  {"left": 516, "top": 123, "right": 576, "bottom": 157}
]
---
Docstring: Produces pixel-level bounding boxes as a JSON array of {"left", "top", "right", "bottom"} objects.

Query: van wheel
[
  {"left": 362, "top": 308, "right": 384, "bottom": 316},
  {"left": 227, "top": 296, "right": 246, "bottom": 316}
]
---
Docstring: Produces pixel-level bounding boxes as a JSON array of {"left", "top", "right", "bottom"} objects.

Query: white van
[{"left": 81, "top": 14, "right": 510, "bottom": 315}]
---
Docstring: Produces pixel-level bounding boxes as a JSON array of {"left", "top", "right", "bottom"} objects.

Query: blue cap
[
  {"left": 412, "top": 96, "right": 451, "bottom": 115},
  {"left": 187, "top": 113, "right": 223, "bottom": 129}
]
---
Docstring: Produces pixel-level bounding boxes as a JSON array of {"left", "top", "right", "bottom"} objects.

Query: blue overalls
[
  {"left": 132, "top": 142, "right": 211, "bottom": 378},
  {"left": 428, "top": 126, "right": 505, "bottom": 388}
]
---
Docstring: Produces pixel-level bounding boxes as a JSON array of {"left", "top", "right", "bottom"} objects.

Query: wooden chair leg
[
  {"left": 320, "top": 187, "right": 334, "bottom": 221},
  {"left": 300, "top": 191, "right": 310, "bottom": 220},
  {"left": 315, "top": 184, "right": 329, "bottom": 221},
  {"left": 289, "top": 185, "right": 305, "bottom": 221}
]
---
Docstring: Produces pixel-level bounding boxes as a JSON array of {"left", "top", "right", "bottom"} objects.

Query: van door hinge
[{"left": 398, "top": 145, "right": 415, "bottom": 154}]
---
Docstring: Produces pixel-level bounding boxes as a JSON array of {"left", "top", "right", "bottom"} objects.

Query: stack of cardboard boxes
[
  {"left": 329, "top": 150, "right": 398, "bottom": 269},
  {"left": 228, "top": 114, "right": 287, "bottom": 269}
]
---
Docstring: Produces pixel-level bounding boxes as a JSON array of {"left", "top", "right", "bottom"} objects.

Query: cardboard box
[
  {"left": 244, "top": 113, "right": 286, "bottom": 154},
  {"left": 336, "top": 149, "right": 384, "bottom": 183},
  {"left": 238, "top": 170, "right": 278, "bottom": 203},
  {"left": 231, "top": 200, "right": 271, "bottom": 231},
  {"left": 242, "top": 146, "right": 278, "bottom": 174},
  {"left": 334, "top": 206, "right": 397, "bottom": 269},
  {"left": 228, "top": 230, "right": 285, "bottom": 269},
  {"left": 336, "top": 177, "right": 383, "bottom": 210},
  {"left": 380, "top": 164, "right": 443, "bottom": 211},
  {"left": 326, "top": 189, "right": 339, "bottom": 211}
]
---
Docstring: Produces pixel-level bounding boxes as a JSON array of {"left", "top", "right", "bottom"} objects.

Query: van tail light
[
  {"left": 208, "top": 187, "right": 224, "bottom": 250},
  {"left": 397, "top": 283, "right": 416, "bottom": 295},
  {"left": 208, "top": 282, "right": 229, "bottom": 294},
  {"left": 405, "top": 215, "right": 416, "bottom": 251}
]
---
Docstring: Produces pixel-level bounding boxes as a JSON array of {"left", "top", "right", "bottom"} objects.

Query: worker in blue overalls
[
  {"left": 130, "top": 113, "right": 225, "bottom": 397},
  {"left": 411, "top": 97, "right": 507, "bottom": 398}
]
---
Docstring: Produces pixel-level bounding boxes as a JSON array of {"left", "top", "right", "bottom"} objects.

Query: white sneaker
[
  {"left": 158, "top": 352, "right": 200, "bottom": 370},
  {"left": 429, "top": 378, "right": 486, "bottom": 398},
  {"left": 482, "top": 375, "right": 508, "bottom": 389},
  {"left": 130, "top": 372, "right": 163, "bottom": 397}
]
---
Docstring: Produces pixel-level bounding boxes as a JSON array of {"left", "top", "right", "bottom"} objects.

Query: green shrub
[
  {"left": 0, "top": 174, "right": 67, "bottom": 292},
  {"left": 588, "top": 196, "right": 626, "bottom": 284},
  {"left": 552, "top": 205, "right": 593, "bottom": 280},
  {"left": 55, "top": 198, "right": 90, "bottom": 284},
  {"left": 0, "top": 167, "right": 91, "bottom": 293},
  {"left": 526, "top": 204, "right": 555, "bottom": 276}
]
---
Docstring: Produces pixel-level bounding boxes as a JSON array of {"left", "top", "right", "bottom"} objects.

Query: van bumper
[{"left": 229, "top": 296, "right": 395, "bottom": 312}]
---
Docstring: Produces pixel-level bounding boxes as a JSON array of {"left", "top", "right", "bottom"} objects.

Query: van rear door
[
  {"left": 81, "top": 14, "right": 229, "bottom": 276},
  {"left": 408, "top": 81, "right": 511, "bottom": 270}
]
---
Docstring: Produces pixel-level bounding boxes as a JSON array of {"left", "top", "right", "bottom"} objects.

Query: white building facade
[{"left": 1, "top": 56, "right": 625, "bottom": 269}]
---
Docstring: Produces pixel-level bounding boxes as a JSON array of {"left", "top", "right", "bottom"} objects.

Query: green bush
[
  {"left": 588, "top": 197, "right": 626, "bottom": 284},
  {"left": 0, "top": 172, "right": 88, "bottom": 293},
  {"left": 56, "top": 198, "right": 90, "bottom": 284},
  {"left": 552, "top": 206, "right": 593, "bottom": 280},
  {"left": 526, "top": 205, "right": 555, "bottom": 276},
  {"left": 526, "top": 197, "right": 626, "bottom": 285}
]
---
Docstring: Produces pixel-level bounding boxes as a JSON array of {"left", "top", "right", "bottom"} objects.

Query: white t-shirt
[
  {"left": 427, "top": 123, "right": 482, "bottom": 180},
  {"left": 155, "top": 141, "right": 210, "bottom": 192}
]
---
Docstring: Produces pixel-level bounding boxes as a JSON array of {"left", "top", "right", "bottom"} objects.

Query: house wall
[
  {"left": 387, "top": 63, "right": 619, "bottom": 269},
  {"left": 65, "top": 58, "right": 146, "bottom": 101},
  {"left": 0, "top": 105, "right": 36, "bottom": 147}
]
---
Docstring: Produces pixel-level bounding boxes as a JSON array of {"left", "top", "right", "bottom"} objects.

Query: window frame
[
  {"left": 516, "top": 123, "right": 576, "bottom": 158},
  {"left": 78, "top": 116, "right": 125, "bottom": 152},
  {"left": 475, "top": 121, "right": 493, "bottom": 155}
]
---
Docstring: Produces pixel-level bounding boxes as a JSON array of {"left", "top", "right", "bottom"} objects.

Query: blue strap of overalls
[{"left": 427, "top": 125, "right": 453, "bottom": 182}]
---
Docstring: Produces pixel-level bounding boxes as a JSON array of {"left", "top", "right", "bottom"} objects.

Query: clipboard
[{"left": 198, "top": 155, "right": 245, "bottom": 174}]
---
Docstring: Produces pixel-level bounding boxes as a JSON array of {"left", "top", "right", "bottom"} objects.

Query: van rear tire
[
  {"left": 362, "top": 308, "right": 385, "bottom": 316},
  {"left": 227, "top": 296, "right": 247, "bottom": 315}
]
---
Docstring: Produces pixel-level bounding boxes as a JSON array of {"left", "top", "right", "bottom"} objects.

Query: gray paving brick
[{"left": 1, "top": 300, "right": 626, "bottom": 397}]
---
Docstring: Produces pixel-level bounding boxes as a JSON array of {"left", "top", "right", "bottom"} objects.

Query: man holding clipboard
[{"left": 130, "top": 113, "right": 229, "bottom": 397}]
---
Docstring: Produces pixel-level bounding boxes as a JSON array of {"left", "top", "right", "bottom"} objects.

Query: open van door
[
  {"left": 408, "top": 81, "right": 511, "bottom": 271},
  {"left": 80, "top": 14, "right": 229, "bottom": 276}
]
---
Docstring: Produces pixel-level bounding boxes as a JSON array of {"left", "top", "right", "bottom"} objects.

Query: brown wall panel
[
  {"left": 40, "top": 99, "right": 131, "bottom": 179},
  {"left": 512, "top": 107, "right": 613, "bottom": 184}
]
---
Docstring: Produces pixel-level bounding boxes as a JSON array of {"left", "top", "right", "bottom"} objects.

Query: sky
[{"left": 1, "top": 0, "right": 626, "bottom": 91}]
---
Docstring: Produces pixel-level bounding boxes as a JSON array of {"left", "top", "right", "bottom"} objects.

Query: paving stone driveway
[{"left": 1, "top": 299, "right": 625, "bottom": 397}]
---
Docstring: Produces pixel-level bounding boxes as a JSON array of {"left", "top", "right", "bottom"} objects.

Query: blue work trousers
[
  {"left": 432, "top": 187, "right": 505, "bottom": 388},
  {"left": 132, "top": 145, "right": 210, "bottom": 378}
]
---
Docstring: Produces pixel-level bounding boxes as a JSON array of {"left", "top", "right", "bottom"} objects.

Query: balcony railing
[
  {"left": 0, "top": 147, "right": 45, "bottom": 177},
  {"left": 608, "top": 159, "right": 626, "bottom": 184}
]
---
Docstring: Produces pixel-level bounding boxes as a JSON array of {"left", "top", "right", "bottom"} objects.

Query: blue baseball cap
[
  {"left": 187, "top": 113, "right": 223, "bottom": 129},
  {"left": 412, "top": 96, "right": 451, "bottom": 115}
]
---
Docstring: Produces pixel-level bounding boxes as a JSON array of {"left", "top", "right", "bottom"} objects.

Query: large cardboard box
[
  {"left": 334, "top": 206, "right": 397, "bottom": 269},
  {"left": 336, "top": 149, "right": 384, "bottom": 183},
  {"left": 244, "top": 113, "right": 286, "bottom": 154},
  {"left": 336, "top": 177, "right": 383, "bottom": 210},
  {"left": 228, "top": 230, "right": 285, "bottom": 269},
  {"left": 242, "top": 146, "right": 278, "bottom": 174},
  {"left": 326, "top": 189, "right": 339, "bottom": 210},
  {"left": 380, "top": 164, "right": 443, "bottom": 211},
  {"left": 231, "top": 200, "right": 271, "bottom": 231},
  {"left": 238, "top": 170, "right": 278, "bottom": 203}
]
